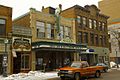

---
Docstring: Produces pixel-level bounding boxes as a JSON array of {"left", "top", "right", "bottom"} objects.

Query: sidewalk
[{"left": 0, "top": 71, "right": 59, "bottom": 80}]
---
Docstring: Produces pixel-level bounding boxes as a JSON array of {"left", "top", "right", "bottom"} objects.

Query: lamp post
[{"left": 2, "top": 38, "right": 8, "bottom": 77}]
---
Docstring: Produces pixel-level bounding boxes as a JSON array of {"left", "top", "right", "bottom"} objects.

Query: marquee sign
[{"left": 12, "top": 37, "right": 31, "bottom": 51}]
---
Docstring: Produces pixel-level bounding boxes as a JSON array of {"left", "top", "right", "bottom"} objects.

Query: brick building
[
  {"left": 61, "top": 5, "right": 109, "bottom": 65},
  {"left": 0, "top": 5, "right": 12, "bottom": 74}
]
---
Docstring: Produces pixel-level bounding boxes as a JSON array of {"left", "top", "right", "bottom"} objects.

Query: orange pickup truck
[{"left": 58, "top": 61, "right": 104, "bottom": 80}]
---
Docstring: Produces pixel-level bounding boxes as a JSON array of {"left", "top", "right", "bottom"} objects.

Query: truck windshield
[{"left": 70, "top": 62, "right": 81, "bottom": 68}]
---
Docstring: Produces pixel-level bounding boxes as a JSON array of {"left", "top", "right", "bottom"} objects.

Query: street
[{"left": 49, "top": 69, "right": 120, "bottom": 80}]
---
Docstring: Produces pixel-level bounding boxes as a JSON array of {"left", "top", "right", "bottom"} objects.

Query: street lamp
[{"left": 2, "top": 38, "right": 8, "bottom": 77}]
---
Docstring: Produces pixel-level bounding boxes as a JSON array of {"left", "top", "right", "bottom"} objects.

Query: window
[
  {"left": 77, "top": 16, "right": 82, "bottom": 26},
  {"left": 0, "top": 19, "right": 6, "bottom": 35},
  {"left": 82, "top": 17, "right": 87, "bottom": 26},
  {"left": 99, "top": 22, "right": 102, "bottom": 31},
  {"left": 21, "top": 54, "right": 30, "bottom": 69},
  {"left": 78, "top": 32, "right": 82, "bottom": 43},
  {"left": 89, "top": 19, "right": 92, "bottom": 28},
  {"left": 95, "top": 35, "right": 99, "bottom": 45},
  {"left": 93, "top": 20, "right": 97, "bottom": 29},
  {"left": 57, "top": 26, "right": 64, "bottom": 40},
  {"left": 64, "top": 27, "right": 71, "bottom": 39},
  {"left": 51, "top": 24, "right": 54, "bottom": 39},
  {"left": 84, "top": 32, "right": 88, "bottom": 43},
  {"left": 36, "top": 21, "right": 45, "bottom": 38},
  {"left": 46, "top": 23, "right": 51, "bottom": 39},
  {"left": 102, "top": 23, "right": 105, "bottom": 31},
  {"left": 103, "top": 36, "right": 107, "bottom": 46},
  {"left": 100, "top": 35, "right": 103, "bottom": 46},
  {"left": 90, "top": 33, "right": 94, "bottom": 45}
]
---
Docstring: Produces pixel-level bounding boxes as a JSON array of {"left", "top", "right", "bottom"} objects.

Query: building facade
[
  {"left": 12, "top": 26, "right": 32, "bottom": 74},
  {"left": 0, "top": 5, "right": 12, "bottom": 74},
  {"left": 99, "top": 0, "right": 120, "bottom": 63},
  {"left": 13, "top": 6, "right": 87, "bottom": 73},
  {"left": 61, "top": 5, "right": 109, "bottom": 65}
]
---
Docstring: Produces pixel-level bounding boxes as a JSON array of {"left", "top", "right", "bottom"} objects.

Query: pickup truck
[{"left": 58, "top": 61, "right": 104, "bottom": 80}]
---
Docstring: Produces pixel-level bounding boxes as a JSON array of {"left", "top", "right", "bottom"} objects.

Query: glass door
[{"left": 21, "top": 54, "right": 30, "bottom": 72}]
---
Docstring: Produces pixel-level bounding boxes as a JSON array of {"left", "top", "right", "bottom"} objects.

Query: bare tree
[{"left": 109, "top": 29, "right": 120, "bottom": 68}]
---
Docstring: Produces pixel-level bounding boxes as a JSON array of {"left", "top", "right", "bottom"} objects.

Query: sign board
[{"left": 12, "top": 37, "right": 31, "bottom": 51}]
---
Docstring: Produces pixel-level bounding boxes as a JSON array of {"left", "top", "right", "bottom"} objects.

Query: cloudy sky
[{"left": 0, "top": 0, "right": 100, "bottom": 19}]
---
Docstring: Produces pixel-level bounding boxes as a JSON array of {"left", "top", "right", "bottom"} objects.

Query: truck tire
[
  {"left": 103, "top": 68, "right": 108, "bottom": 72},
  {"left": 95, "top": 71, "right": 101, "bottom": 78},
  {"left": 74, "top": 73, "right": 81, "bottom": 80},
  {"left": 60, "top": 76, "right": 65, "bottom": 80}
]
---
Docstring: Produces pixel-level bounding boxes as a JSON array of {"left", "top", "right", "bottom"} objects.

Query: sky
[{"left": 0, "top": 0, "right": 100, "bottom": 19}]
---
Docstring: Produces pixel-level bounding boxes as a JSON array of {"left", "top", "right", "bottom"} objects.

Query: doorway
[{"left": 13, "top": 52, "right": 30, "bottom": 73}]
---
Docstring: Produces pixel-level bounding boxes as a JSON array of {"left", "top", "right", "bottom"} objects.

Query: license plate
[{"left": 60, "top": 74, "right": 64, "bottom": 76}]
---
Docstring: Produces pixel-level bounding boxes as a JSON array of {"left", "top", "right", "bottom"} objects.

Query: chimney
[
  {"left": 59, "top": 4, "right": 62, "bottom": 11},
  {"left": 42, "top": 6, "right": 44, "bottom": 11}
]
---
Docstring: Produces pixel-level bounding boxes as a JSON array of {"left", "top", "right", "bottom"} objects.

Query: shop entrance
[
  {"left": 36, "top": 51, "right": 73, "bottom": 71},
  {"left": 13, "top": 52, "right": 30, "bottom": 73}
]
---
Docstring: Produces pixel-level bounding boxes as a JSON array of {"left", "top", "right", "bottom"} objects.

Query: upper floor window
[
  {"left": 95, "top": 34, "right": 99, "bottom": 45},
  {"left": 100, "top": 35, "right": 103, "bottom": 46},
  {"left": 36, "top": 21, "right": 45, "bottom": 38},
  {"left": 46, "top": 23, "right": 52, "bottom": 39},
  {"left": 99, "top": 22, "right": 102, "bottom": 31},
  {"left": 82, "top": 17, "right": 87, "bottom": 26},
  {"left": 0, "top": 19, "right": 6, "bottom": 36},
  {"left": 78, "top": 32, "right": 82, "bottom": 43},
  {"left": 89, "top": 19, "right": 92, "bottom": 29},
  {"left": 90, "top": 33, "right": 94, "bottom": 45},
  {"left": 84, "top": 32, "right": 88, "bottom": 43},
  {"left": 102, "top": 23, "right": 105, "bottom": 31},
  {"left": 58, "top": 26, "right": 64, "bottom": 40},
  {"left": 64, "top": 27, "right": 71, "bottom": 39},
  {"left": 77, "top": 16, "right": 82, "bottom": 26},
  {"left": 93, "top": 20, "right": 97, "bottom": 29}
]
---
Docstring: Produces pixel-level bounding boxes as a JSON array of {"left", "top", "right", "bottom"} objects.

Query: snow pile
[{"left": 1, "top": 71, "right": 58, "bottom": 80}]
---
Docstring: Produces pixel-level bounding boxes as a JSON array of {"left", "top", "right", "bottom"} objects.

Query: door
[
  {"left": 13, "top": 53, "right": 21, "bottom": 74},
  {"left": 13, "top": 52, "right": 30, "bottom": 73}
]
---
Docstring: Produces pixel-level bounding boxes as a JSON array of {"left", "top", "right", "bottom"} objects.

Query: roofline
[
  {"left": 13, "top": 12, "right": 30, "bottom": 21},
  {"left": 0, "top": 5, "right": 12, "bottom": 9}
]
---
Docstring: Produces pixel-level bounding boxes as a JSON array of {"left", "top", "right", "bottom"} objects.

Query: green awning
[{"left": 32, "top": 41, "right": 87, "bottom": 51}]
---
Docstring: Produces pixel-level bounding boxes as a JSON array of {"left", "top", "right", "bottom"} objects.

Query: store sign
[
  {"left": 33, "top": 44, "right": 87, "bottom": 50},
  {"left": 12, "top": 37, "right": 31, "bottom": 51}
]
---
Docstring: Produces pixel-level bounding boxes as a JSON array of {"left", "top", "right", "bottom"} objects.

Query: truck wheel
[
  {"left": 95, "top": 71, "right": 101, "bottom": 78},
  {"left": 60, "top": 76, "right": 65, "bottom": 80},
  {"left": 103, "top": 68, "right": 108, "bottom": 72},
  {"left": 74, "top": 73, "right": 81, "bottom": 80}
]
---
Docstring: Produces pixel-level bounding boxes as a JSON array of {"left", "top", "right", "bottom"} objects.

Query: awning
[{"left": 32, "top": 41, "right": 87, "bottom": 52}]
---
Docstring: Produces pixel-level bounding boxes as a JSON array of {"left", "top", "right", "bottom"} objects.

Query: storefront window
[
  {"left": 36, "top": 21, "right": 45, "bottom": 38},
  {"left": 21, "top": 54, "right": 30, "bottom": 69},
  {"left": 0, "top": 19, "right": 6, "bottom": 35}
]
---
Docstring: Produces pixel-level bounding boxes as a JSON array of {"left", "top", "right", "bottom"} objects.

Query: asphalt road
[{"left": 48, "top": 69, "right": 120, "bottom": 80}]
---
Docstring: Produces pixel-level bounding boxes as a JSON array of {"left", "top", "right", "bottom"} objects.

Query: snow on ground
[{"left": 0, "top": 71, "right": 58, "bottom": 80}]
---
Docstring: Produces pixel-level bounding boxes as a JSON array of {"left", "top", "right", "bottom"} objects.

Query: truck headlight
[{"left": 68, "top": 70, "right": 73, "bottom": 74}]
